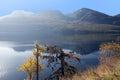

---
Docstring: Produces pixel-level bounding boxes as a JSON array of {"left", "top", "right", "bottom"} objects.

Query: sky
[{"left": 0, "top": 0, "right": 120, "bottom": 16}]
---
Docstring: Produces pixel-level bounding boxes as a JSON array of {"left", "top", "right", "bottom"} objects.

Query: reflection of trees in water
[{"left": 43, "top": 45, "right": 80, "bottom": 79}]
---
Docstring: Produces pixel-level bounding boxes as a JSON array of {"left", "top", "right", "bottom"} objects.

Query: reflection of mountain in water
[{"left": 11, "top": 33, "right": 119, "bottom": 54}]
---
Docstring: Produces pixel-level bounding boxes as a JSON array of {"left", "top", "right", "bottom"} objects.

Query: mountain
[
  {"left": 0, "top": 8, "right": 120, "bottom": 53},
  {"left": 1, "top": 8, "right": 120, "bottom": 25},
  {"left": 0, "top": 8, "right": 120, "bottom": 34},
  {"left": 68, "top": 8, "right": 109, "bottom": 20},
  {"left": 114, "top": 14, "right": 120, "bottom": 17},
  {"left": 68, "top": 8, "right": 120, "bottom": 25},
  {"left": 38, "top": 10, "right": 68, "bottom": 20}
]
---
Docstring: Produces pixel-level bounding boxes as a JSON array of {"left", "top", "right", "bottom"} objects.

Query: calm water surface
[{"left": 0, "top": 41, "right": 99, "bottom": 80}]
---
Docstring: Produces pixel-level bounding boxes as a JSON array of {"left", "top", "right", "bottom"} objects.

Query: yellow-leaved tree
[
  {"left": 18, "top": 57, "right": 44, "bottom": 80},
  {"left": 33, "top": 41, "right": 44, "bottom": 58},
  {"left": 18, "top": 41, "right": 45, "bottom": 80},
  {"left": 32, "top": 41, "right": 44, "bottom": 80}
]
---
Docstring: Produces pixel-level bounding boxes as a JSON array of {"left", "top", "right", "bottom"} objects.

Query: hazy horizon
[
  {"left": 0, "top": 8, "right": 120, "bottom": 18},
  {"left": 0, "top": 0, "right": 120, "bottom": 16}
]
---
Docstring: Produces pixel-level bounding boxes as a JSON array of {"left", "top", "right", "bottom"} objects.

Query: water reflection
[
  {"left": 0, "top": 43, "right": 32, "bottom": 80},
  {"left": 1, "top": 33, "right": 119, "bottom": 53},
  {"left": 0, "top": 42, "right": 99, "bottom": 80}
]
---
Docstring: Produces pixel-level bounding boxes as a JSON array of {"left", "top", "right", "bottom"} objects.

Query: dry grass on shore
[{"left": 61, "top": 41, "right": 120, "bottom": 80}]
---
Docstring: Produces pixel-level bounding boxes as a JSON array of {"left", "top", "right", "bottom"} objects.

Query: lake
[
  {"left": 0, "top": 33, "right": 119, "bottom": 80},
  {"left": 0, "top": 41, "right": 100, "bottom": 80}
]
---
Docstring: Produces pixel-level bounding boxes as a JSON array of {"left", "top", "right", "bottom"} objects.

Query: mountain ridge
[
  {"left": 0, "top": 8, "right": 120, "bottom": 25},
  {"left": 68, "top": 8, "right": 120, "bottom": 25}
]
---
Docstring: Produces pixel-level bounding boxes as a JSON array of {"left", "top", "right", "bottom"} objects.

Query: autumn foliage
[
  {"left": 18, "top": 42, "right": 44, "bottom": 80},
  {"left": 18, "top": 57, "right": 44, "bottom": 80}
]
